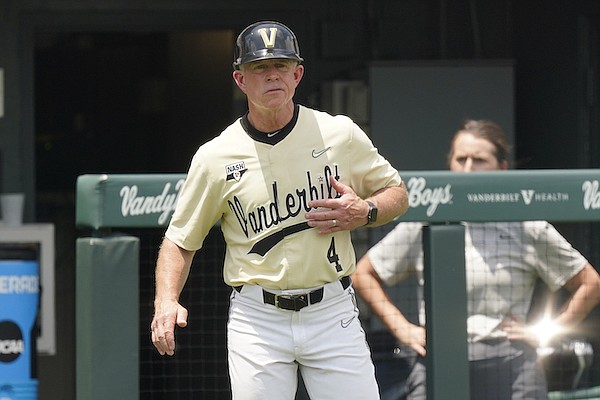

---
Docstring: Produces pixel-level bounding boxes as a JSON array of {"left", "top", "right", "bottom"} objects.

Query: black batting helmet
[{"left": 233, "top": 21, "right": 303, "bottom": 70}]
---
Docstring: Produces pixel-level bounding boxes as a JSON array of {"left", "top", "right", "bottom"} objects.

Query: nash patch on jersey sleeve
[{"left": 226, "top": 161, "right": 248, "bottom": 182}]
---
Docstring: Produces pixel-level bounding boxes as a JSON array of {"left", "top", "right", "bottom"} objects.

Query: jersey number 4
[{"left": 327, "top": 237, "right": 342, "bottom": 272}]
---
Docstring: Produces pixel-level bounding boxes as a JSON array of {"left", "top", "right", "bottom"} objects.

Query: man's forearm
[
  {"left": 366, "top": 182, "right": 408, "bottom": 227},
  {"left": 154, "top": 237, "right": 195, "bottom": 302}
]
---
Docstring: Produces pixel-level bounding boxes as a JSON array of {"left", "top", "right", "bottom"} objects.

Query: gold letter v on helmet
[{"left": 258, "top": 28, "right": 277, "bottom": 48}]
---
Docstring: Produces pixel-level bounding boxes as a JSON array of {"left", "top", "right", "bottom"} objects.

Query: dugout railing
[{"left": 75, "top": 170, "right": 600, "bottom": 400}]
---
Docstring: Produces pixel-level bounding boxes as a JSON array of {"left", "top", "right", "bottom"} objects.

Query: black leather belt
[
  {"left": 234, "top": 276, "right": 351, "bottom": 312},
  {"left": 262, "top": 276, "right": 351, "bottom": 311}
]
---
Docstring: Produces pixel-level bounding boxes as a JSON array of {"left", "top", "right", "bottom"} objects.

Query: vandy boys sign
[
  {"left": 76, "top": 170, "right": 600, "bottom": 229},
  {"left": 76, "top": 174, "right": 186, "bottom": 229},
  {"left": 403, "top": 170, "right": 600, "bottom": 222}
]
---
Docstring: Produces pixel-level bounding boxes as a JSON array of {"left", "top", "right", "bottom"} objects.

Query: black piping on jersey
[
  {"left": 248, "top": 221, "right": 311, "bottom": 256},
  {"left": 240, "top": 104, "right": 300, "bottom": 145}
]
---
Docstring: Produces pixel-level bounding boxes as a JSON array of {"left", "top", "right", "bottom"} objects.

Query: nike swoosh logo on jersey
[
  {"left": 267, "top": 130, "right": 281, "bottom": 138},
  {"left": 312, "top": 147, "right": 331, "bottom": 158},
  {"left": 340, "top": 316, "right": 356, "bottom": 328}
]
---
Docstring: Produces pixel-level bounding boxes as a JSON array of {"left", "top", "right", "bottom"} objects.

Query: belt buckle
[{"left": 274, "top": 293, "right": 308, "bottom": 311}]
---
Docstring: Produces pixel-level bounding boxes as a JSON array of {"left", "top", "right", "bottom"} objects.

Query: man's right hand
[{"left": 151, "top": 299, "right": 189, "bottom": 356}]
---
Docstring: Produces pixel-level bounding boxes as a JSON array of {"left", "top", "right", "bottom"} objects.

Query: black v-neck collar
[{"left": 241, "top": 105, "right": 300, "bottom": 145}]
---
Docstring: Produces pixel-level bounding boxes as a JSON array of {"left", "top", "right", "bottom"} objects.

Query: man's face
[
  {"left": 449, "top": 132, "right": 507, "bottom": 172},
  {"left": 232, "top": 59, "right": 304, "bottom": 110}
]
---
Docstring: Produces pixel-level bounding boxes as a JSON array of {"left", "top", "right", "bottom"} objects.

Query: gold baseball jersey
[{"left": 166, "top": 105, "right": 402, "bottom": 290}]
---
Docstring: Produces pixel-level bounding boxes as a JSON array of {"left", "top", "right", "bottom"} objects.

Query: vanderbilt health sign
[{"left": 76, "top": 170, "right": 600, "bottom": 229}]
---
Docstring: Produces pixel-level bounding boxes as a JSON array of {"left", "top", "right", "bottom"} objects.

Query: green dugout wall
[
  {"left": 76, "top": 235, "right": 139, "bottom": 399},
  {"left": 75, "top": 170, "right": 600, "bottom": 400}
]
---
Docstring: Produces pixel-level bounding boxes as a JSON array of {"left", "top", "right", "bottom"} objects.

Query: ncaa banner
[{"left": 76, "top": 170, "right": 600, "bottom": 229}]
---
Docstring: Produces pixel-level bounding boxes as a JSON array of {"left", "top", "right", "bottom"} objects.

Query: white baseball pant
[{"left": 227, "top": 279, "right": 380, "bottom": 399}]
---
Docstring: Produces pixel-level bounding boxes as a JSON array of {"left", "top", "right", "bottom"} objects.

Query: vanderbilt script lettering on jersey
[
  {"left": 407, "top": 177, "right": 453, "bottom": 216},
  {"left": 120, "top": 179, "right": 184, "bottom": 225},
  {"left": 583, "top": 180, "right": 600, "bottom": 210},
  {"left": 229, "top": 165, "right": 340, "bottom": 238}
]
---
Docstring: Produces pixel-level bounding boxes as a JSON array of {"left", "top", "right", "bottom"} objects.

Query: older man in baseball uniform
[{"left": 150, "top": 20, "right": 408, "bottom": 399}]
